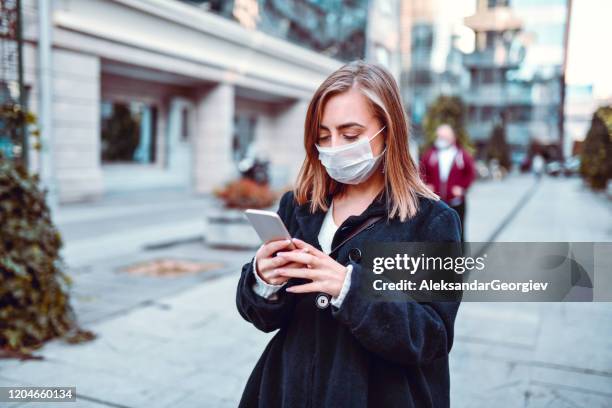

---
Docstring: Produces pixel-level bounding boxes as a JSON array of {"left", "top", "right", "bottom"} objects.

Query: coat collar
[{"left": 294, "top": 188, "right": 389, "bottom": 249}]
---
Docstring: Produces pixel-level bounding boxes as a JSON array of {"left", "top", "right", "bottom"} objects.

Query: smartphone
[{"left": 244, "top": 209, "right": 295, "bottom": 248}]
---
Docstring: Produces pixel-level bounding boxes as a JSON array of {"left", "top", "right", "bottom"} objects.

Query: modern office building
[
  {"left": 401, "top": 0, "right": 570, "bottom": 155},
  {"left": 400, "top": 0, "right": 470, "bottom": 141},
  {"left": 193, "top": 0, "right": 402, "bottom": 80},
  {"left": 463, "top": 0, "right": 570, "bottom": 153},
  {"left": 15, "top": 0, "right": 399, "bottom": 204}
]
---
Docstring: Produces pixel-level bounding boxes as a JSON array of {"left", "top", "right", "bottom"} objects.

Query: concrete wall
[{"left": 23, "top": 42, "right": 104, "bottom": 202}]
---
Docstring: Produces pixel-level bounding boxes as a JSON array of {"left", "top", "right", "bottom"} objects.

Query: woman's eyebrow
[{"left": 319, "top": 122, "right": 366, "bottom": 131}]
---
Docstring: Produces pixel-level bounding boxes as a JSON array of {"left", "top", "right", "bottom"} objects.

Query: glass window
[
  {"left": 482, "top": 69, "right": 495, "bottom": 84},
  {"left": 412, "top": 23, "right": 434, "bottom": 51},
  {"left": 482, "top": 106, "right": 496, "bottom": 121},
  {"left": 181, "top": 107, "right": 190, "bottom": 141},
  {"left": 412, "top": 70, "right": 432, "bottom": 85},
  {"left": 101, "top": 101, "right": 158, "bottom": 164},
  {"left": 468, "top": 106, "right": 479, "bottom": 121},
  {"left": 508, "top": 105, "right": 531, "bottom": 122},
  {"left": 233, "top": 113, "right": 257, "bottom": 163},
  {"left": 485, "top": 32, "right": 498, "bottom": 49},
  {"left": 180, "top": 0, "right": 369, "bottom": 61},
  {"left": 488, "top": 0, "right": 510, "bottom": 8}
]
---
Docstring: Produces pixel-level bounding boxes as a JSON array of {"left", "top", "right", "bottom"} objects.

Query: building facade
[
  {"left": 463, "top": 0, "right": 569, "bottom": 153},
  {"left": 401, "top": 0, "right": 569, "bottom": 155},
  {"left": 400, "top": 0, "right": 472, "bottom": 142},
  {"left": 21, "top": 0, "right": 349, "bottom": 203}
]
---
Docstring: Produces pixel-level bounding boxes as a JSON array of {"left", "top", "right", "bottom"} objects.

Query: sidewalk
[
  {"left": 464, "top": 173, "right": 539, "bottom": 242},
  {"left": 1, "top": 175, "right": 611, "bottom": 407},
  {"left": 55, "top": 188, "right": 217, "bottom": 267},
  {"left": 452, "top": 175, "right": 612, "bottom": 407}
]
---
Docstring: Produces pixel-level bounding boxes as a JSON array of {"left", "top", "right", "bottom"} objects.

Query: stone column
[
  {"left": 194, "top": 82, "right": 236, "bottom": 194},
  {"left": 268, "top": 99, "right": 308, "bottom": 189},
  {"left": 51, "top": 49, "right": 104, "bottom": 203}
]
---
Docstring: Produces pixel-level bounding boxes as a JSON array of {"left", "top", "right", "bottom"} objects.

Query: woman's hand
[
  {"left": 269, "top": 238, "right": 348, "bottom": 298},
  {"left": 255, "top": 239, "right": 305, "bottom": 285},
  {"left": 451, "top": 185, "right": 464, "bottom": 197}
]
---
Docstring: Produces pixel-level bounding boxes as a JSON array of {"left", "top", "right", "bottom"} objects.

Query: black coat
[{"left": 236, "top": 189, "right": 462, "bottom": 408}]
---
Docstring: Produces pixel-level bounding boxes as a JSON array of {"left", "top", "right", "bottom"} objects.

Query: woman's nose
[{"left": 329, "top": 133, "right": 344, "bottom": 148}]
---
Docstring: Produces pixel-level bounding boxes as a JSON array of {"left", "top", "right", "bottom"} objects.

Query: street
[{"left": 1, "top": 175, "right": 611, "bottom": 407}]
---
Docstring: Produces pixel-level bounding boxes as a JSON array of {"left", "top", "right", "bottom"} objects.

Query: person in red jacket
[{"left": 420, "top": 124, "right": 476, "bottom": 241}]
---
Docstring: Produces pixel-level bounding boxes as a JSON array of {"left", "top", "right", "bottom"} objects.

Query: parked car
[
  {"left": 546, "top": 161, "right": 563, "bottom": 177},
  {"left": 563, "top": 156, "right": 581, "bottom": 177}
]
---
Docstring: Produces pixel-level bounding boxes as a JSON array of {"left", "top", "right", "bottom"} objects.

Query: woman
[
  {"left": 419, "top": 123, "right": 476, "bottom": 242},
  {"left": 236, "top": 60, "right": 461, "bottom": 408}
]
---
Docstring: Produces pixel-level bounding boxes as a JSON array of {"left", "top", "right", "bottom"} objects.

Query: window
[
  {"left": 482, "top": 106, "right": 496, "bottom": 121},
  {"left": 488, "top": 0, "right": 510, "bottom": 8},
  {"left": 485, "top": 32, "right": 498, "bottom": 49},
  {"left": 411, "top": 70, "right": 432, "bottom": 86},
  {"left": 233, "top": 113, "right": 257, "bottom": 163},
  {"left": 508, "top": 105, "right": 531, "bottom": 122},
  {"left": 101, "top": 101, "right": 158, "bottom": 164},
  {"left": 468, "top": 106, "right": 479, "bottom": 121},
  {"left": 181, "top": 107, "right": 190, "bottom": 141},
  {"left": 412, "top": 23, "right": 434, "bottom": 51},
  {"left": 482, "top": 69, "right": 496, "bottom": 84},
  {"left": 470, "top": 69, "right": 479, "bottom": 88}
]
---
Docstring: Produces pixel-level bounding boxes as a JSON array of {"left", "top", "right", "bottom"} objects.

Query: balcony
[
  {"left": 467, "top": 121, "right": 558, "bottom": 145},
  {"left": 464, "top": 83, "right": 533, "bottom": 106},
  {"left": 463, "top": 48, "right": 523, "bottom": 68},
  {"left": 464, "top": 7, "right": 523, "bottom": 32}
]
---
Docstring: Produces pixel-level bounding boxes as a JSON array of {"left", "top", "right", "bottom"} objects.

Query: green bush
[
  {"left": 422, "top": 95, "right": 473, "bottom": 152},
  {"left": 0, "top": 155, "right": 93, "bottom": 358},
  {"left": 580, "top": 106, "right": 612, "bottom": 190},
  {"left": 101, "top": 103, "right": 140, "bottom": 162}
]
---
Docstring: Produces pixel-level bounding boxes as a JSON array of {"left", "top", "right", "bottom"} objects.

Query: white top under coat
[{"left": 437, "top": 144, "right": 458, "bottom": 183}]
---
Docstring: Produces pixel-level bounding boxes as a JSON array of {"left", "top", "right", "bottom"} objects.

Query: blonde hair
[{"left": 294, "top": 60, "right": 438, "bottom": 221}]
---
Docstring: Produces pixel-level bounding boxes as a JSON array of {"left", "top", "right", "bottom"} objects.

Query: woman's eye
[
  {"left": 343, "top": 134, "right": 359, "bottom": 140},
  {"left": 318, "top": 135, "right": 330, "bottom": 142}
]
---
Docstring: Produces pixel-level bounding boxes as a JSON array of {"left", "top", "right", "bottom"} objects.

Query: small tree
[
  {"left": 580, "top": 106, "right": 612, "bottom": 190},
  {"left": 486, "top": 123, "right": 512, "bottom": 171},
  {"left": 1, "top": 102, "right": 94, "bottom": 358},
  {"left": 422, "top": 95, "right": 473, "bottom": 151},
  {"left": 101, "top": 103, "right": 140, "bottom": 162},
  {"left": 0, "top": 156, "right": 95, "bottom": 358}
]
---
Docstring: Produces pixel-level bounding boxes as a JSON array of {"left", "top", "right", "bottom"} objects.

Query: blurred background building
[
  {"left": 11, "top": 0, "right": 401, "bottom": 204},
  {"left": 2, "top": 0, "right": 610, "bottom": 205},
  {"left": 400, "top": 0, "right": 470, "bottom": 140},
  {"left": 401, "top": 0, "right": 571, "bottom": 164}
]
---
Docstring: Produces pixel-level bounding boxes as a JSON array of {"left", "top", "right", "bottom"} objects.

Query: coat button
[
  {"left": 349, "top": 248, "right": 362, "bottom": 263},
  {"left": 316, "top": 294, "right": 330, "bottom": 309}
]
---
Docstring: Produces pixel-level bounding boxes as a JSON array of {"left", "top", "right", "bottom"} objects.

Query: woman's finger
[
  {"left": 266, "top": 256, "right": 304, "bottom": 270},
  {"left": 283, "top": 261, "right": 305, "bottom": 269},
  {"left": 276, "top": 251, "right": 320, "bottom": 267},
  {"left": 266, "top": 276, "right": 289, "bottom": 285},
  {"left": 258, "top": 239, "right": 293, "bottom": 259},
  {"left": 291, "top": 238, "right": 326, "bottom": 258},
  {"left": 272, "top": 267, "right": 317, "bottom": 281},
  {"left": 285, "top": 282, "right": 321, "bottom": 294}
]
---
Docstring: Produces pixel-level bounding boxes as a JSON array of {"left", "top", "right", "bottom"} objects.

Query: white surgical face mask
[
  {"left": 316, "top": 126, "right": 386, "bottom": 185},
  {"left": 435, "top": 139, "right": 452, "bottom": 150}
]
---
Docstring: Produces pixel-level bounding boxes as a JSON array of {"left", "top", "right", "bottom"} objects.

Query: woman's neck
[{"left": 341, "top": 171, "right": 385, "bottom": 202}]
